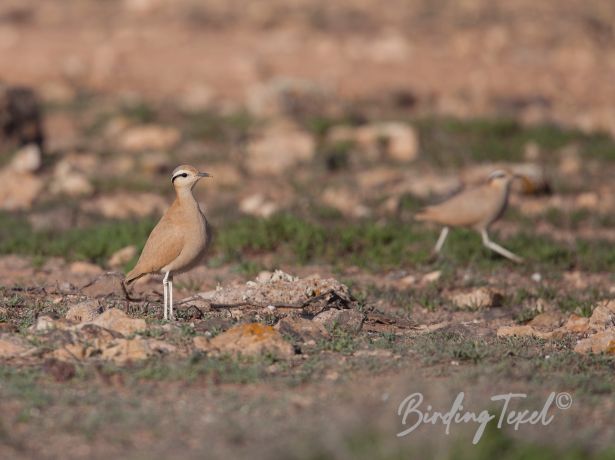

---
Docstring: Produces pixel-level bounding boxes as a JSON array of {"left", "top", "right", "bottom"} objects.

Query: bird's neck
[{"left": 174, "top": 186, "right": 198, "bottom": 206}]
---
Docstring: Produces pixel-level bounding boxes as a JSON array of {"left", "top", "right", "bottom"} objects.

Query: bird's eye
[{"left": 181, "top": 173, "right": 188, "bottom": 178}]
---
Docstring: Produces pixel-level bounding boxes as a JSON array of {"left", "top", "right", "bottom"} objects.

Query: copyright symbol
[{"left": 556, "top": 392, "right": 572, "bottom": 410}]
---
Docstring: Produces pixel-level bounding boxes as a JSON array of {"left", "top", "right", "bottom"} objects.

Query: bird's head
[
  {"left": 488, "top": 169, "right": 533, "bottom": 192},
  {"left": 171, "top": 164, "right": 211, "bottom": 190},
  {"left": 487, "top": 169, "right": 516, "bottom": 188}
]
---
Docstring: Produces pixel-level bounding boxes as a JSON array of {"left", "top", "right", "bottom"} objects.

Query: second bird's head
[
  {"left": 171, "top": 165, "right": 211, "bottom": 190},
  {"left": 488, "top": 169, "right": 517, "bottom": 188}
]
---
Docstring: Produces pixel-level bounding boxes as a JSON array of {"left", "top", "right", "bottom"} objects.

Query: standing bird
[
  {"left": 415, "top": 169, "right": 523, "bottom": 263},
  {"left": 125, "top": 165, "right": 211, "bottom": 319}
]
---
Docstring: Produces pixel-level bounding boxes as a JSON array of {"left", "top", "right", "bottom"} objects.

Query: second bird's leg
[
  {"left": 163, "top": 271, "right": 170, "bottom": 320},
  {"left": 169, "top": 275, "right": 174, "bottom": 320},
  {"left": 480, "top": 230, "right": 523, "bottom": 263},
  {"left": 434, "top": 227, "right": 450, "bottom": 254}
]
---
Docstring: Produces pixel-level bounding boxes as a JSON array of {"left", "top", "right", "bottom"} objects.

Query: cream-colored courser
[
  {"left": 125, "top": 165, "right": 211, "bottom": 319},
  {"left": 415, "top": 169, "right": 523, "bottom": 263}
]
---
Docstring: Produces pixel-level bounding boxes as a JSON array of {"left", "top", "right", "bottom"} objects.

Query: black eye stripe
[{"left": 172, "top": 172, "right": 189, "bottom": 182}]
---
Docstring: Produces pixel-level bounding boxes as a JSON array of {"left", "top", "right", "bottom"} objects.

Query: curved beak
[{"left": 197, "top": 172, "right": 212, "bottom": 178}]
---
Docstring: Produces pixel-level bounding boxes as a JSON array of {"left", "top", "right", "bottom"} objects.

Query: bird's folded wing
[{"left": 129, "top": 218, "right": 184, "bottom": 277}]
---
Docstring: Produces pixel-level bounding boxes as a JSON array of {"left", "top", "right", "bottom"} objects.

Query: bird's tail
[{"left": 124, "top": 269, "right": 146, "bottom": 285}]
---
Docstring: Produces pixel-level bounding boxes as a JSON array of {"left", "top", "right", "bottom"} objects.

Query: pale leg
[
  {"left": 434, "top": 226, "right": 450, "bottom": 254},
  {"left": 480, "top": 229, "right": 523, "bottom": 263},
  {"left": 168, "top": 275, "right": 174, "bottom": 320},
  {"left": 163, "top": 271, "right": 170, "bottom": 320}
]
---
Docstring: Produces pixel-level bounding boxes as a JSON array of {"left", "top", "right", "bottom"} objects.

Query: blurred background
[
  {"left": 2, "top": 0, "right": 615, "bottom": 270},
  {"left": 1, "top": 0, "right": 615, "bottom": 250},
  {"left": 1, "top": 1, "right": 615, "bottom": 459}
]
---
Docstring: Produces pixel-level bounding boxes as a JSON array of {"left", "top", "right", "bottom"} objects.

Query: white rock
[
  {"left": 355, "top": 122, "right": 419, "bottom": 162},
  {"left": 118, "top": 125, "right": 181, "bottom": 152},
  {"left": 245, "top": 122, "right": 315, "bottom": 175},
  {"left": 239, "top": 194, "right": 279, "bottom": 218},
  {"left": 108, "top": 245, "right": 137, "bottom": 268},
  {"left": 9, "top": 144, "right": 42, "bottom": 173},
  {"left": 0, "top": 169, "right": 44, "bottom": 210},
  {"left": 449, "top": 288, "right": 504, "bottom": 309},
  {"left": 421, "top": 271, "right": 442, "bottom": 284},
  {"left": 50, "top": 160, "right": 94, "bottom": 197},
  {"left": 81, "top": 192, "right": 167, "bottom": 218},
  {"left": 321, "top": 187, "right": 370, "bottom": 218}
]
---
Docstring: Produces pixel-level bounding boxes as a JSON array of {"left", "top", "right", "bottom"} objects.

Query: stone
[
  {"left": 563, "top": 314, "right": 590, "bottom": 333},
  {"left": 574, "top": 331, "right": 615, "bottom": 355},
  {"left": 194, "top": 323, "right": 294, "bottom": 358},
  {"left": 108, "top": 245, "right": 137, "bottom": 268},
  {"left": 496, "top": 325, "right": 553, "bottom": 339},
  {"left": 88, "top": 309, "right": 146, "bottom": 336},
  {"left": 51, "top": 343, "right": 88, "bottom": 362},
  {"left": 449, "top": 288, "right": 504, "bottom": 309},
  {"left": 239, "top": 194, "right": 279, "bottom": 218},
  {"left": 421, "top": 271, "right": 442, "bottom": 284},
  {"left": 65, "top": 301, "right": 103, "bottom": 323},
  {"left": 0, "top": 169, "right": 44, "bottom": 210},
  {"left": 40, "top": 82, "right": 76, "bottom": 105},
  {"left": 100, "top": 338, "right": 175, "bottom": 364},
  {"left": 140, "top": 152, "right": 168, "bottom": 175},
  {"left": 558, "top": 144, "right": 582, "bottom": 175},
  {"left": 247, "top": 77, "right": 332, "bottom": 118},
  {"left": 397, "top": 274, "right": 417, "bottom": 287},
  {"left": 355, "top": 122, "right": 419, "bottom": 162},
  {"left": 32, "top": 315, "right": 73, "bottom": 332},
  {"left": 118, "top": 125, "right": 181, "bottom": 152},
  {"left": 528, "top": 311, "right": 562, "bottom": 329},
  {"left": 198, "top": 274, "right": 353, "bottom": 314},
  {"left": 51, "top": 172, "right": 94, "bottom": 197},
  {"left": 69, "top": 261, "right": 104, "bottom": 276},
  {"left": 575, "top": 192, "right": 599, "bottom": 209},
  {"left": 313, "top": 309, "right": 364, "bottom": 333},
  {"left": 276, "top": 317, "right": 329, "bottom": 343},
  {"left": 81, "top": 273, "right": 126, "bottom": 298},
  {"left": 178, "top": 85, "right": 215, "bottom": 113},
  {"left": 245, "top": 122, "right": 315, "bottom": 175},
  {"left": 0, "top": 334, "right": 33, "bottom": 358},
  {"left": 81, "top": 193, "right": 167, "bottom": 219},
  {"left": 209, "top": 164, "right": 241, "bottom": 187},
  {"left": 327, "top": 125, "right": 355, "bottom": 144},
  {"left": 321, "top": 187, "right": 370, "bottom": 218},
  {"left": 140, "top": 151, "right": 171, "bottom": 174},
  {"left": 588, "top": 302, "right": 615, "bottom": 331},
  {"left": 9, "top": 144, "right": 41, "bottom": 173}
]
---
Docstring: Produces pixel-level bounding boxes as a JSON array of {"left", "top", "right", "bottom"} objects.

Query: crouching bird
[
  {"left": 125, "top": 165, "right": 211, "bottom": 319},
  {"left": 415, "top": 169, "right": 523, "bottom": 263}
]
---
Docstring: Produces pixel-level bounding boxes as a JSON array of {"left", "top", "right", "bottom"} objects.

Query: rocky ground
[{"left": 0, "top": 1, "right": 615, "bottom": 459}]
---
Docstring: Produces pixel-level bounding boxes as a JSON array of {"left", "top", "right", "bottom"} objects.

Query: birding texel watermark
[{"left": 397, "top": 391, "right": 572, "bottom": 444}]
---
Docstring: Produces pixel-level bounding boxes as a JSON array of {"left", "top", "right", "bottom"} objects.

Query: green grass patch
[
  {"left": 0, "top": 212, "right": 156, "bottom": 265},
  {"left": 183, "top": 109, "right": 255, "bottom": 142},
  {"left": 412, "top": 332, "right": 615, "bottom": 394},
  {"left": 303, "top": 421, "right": 615, "bottom": 460},
  {"left": 2, "top": 211, "right": 614, "bottom": 273},
  {"left": 414, "top": 117, "right": 615, "bottom": 167}
]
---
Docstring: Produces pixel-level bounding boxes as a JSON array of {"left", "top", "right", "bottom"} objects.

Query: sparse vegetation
[{"left": 3, "top": 6, "right": 615, "bottom": 455}]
